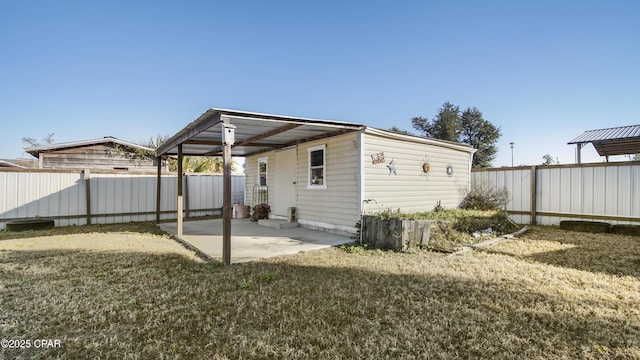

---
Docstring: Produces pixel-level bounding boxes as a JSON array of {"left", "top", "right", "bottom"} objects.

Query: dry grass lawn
[{"left": 1, "top": 223, "right": 639, "bottom": 359}]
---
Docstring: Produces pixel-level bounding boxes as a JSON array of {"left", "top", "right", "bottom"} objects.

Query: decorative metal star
[{"left": 386, "top": 159, "right": 397, "bottom": 175}]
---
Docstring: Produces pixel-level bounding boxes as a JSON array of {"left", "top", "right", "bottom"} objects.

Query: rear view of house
[
  {"left": 245, "top": 125, "right": 475, "bottom": 234},
  {"left": 155, "top": 108, "right": 475, "bottom": 236}
]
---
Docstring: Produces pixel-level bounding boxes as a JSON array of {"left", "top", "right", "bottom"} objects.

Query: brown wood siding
[{"left": 40, "top": 144, "right": 156, "bottom": 171}]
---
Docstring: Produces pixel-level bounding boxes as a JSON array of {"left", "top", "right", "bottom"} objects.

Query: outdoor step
[{"left": 258, "top": 219, "right": 299, "bottom": 229}]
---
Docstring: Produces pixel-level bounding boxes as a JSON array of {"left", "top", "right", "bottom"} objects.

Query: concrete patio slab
[{"left": 159, "top": 218, "right": 353, "bottom": 263}]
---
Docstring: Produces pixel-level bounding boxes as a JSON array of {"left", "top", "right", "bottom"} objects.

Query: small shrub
[
  {"left": 340, "top": 243, "right": 370, "bottom": 254},
  {"left": 461, "top": 182, "right": 509, "bottom": 210}
]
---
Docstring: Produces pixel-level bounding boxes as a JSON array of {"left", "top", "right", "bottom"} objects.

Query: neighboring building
[
  {"left": 156, "top": 108, "right": 476, "bottom": 235},
  {"left": 24, "top": 136, "right": 161, "bottom": 171},
  {"left": 568, "top": 124, "right": 640, "bottom": 163},
  {"left": 0, "top": 160, "right": 27, "bottom": 169}
]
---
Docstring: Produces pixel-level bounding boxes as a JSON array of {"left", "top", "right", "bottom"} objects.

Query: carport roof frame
[
  {"left": 568, "top": 124, "right": 640, "bottom": 158},
  {"left": 155, "top": 108, "right": 365, "bottom": 157}
]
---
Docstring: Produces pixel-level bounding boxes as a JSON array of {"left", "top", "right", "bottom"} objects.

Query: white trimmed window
[
  {"left": 307, "top": 145, "right": 326, "bottom": 189},
  {"left": 257, "top": 157, "right": 268, "bottom": 186}
]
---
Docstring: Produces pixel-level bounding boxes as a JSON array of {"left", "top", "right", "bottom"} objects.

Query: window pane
[
  {"left": 311, "top": 168, "right": 324, "bottom": 185},
  {"left": 259, "top": 161, "right": 267, "bottom": 185},
  {"left": 310, "top": 150, "right": 323, "bottom": 167}
]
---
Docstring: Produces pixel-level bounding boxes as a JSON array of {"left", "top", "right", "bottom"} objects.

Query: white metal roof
[
  {"left": 155, "top": 108, "right": 365, "bottom": 157},
  {"left": 568, "top": 124, "right": 640, "bottom": 157}
]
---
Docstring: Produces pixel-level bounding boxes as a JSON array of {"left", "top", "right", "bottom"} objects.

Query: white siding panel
[
  {"left": 364, "top": 132, "right": 472, "bottom": 213},
  {"left": 592, "top": 167, "right": 606, "bottom": 214},
  {"left": 569, "top": 167, "right": 582, "bottom": 214},
  {"left": 559, "top": 167, "right": 572, "bottom": 213},
  {"left": 297, "top": 133, "right": 360, "bottom": 229},
  {"left": 582, "top": 166, "right": 594, "bottom": 214},
  {"left": 519, "top": 169, "right": 532, "bottom": 213},
  {"left": 633, "top": 166, "right": 640, "bottom": 217},
  {"left": 246, "top": 134, "right": 359, "bottom": 231},
  {"left": 605, "top": 166, "right": 618, "bottom": 216},
  {"left": 245, "top": 153, "right": 276, "bottom": 208},
  {"left": 617, "top": 166, "right": 631, "bottom": 217}
]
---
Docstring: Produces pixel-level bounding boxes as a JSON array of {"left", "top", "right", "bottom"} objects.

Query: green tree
[
  {"left": 411, "top": 102, "right": 460, "bottom": 142},
  {"left": 387, "top": 126, "right": 414, "bottom": 135},
  {"left": 460, "top": 107, "right": 501, "bottom": 168},
  {"left": 139, "top": 134, "right": 170, "bottom": 150},
  {"left": 412, "top": 102, "right": 502, "bottom": 168},
  {"left": 542, "top": 154, "right": 556, "bottom": 165}
]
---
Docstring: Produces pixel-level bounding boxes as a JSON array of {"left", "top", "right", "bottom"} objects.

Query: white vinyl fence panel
[
  {"left": 0, "top": 170, "right": 245, "bottom": 230},
  {"left": 0, "top": 171, "right": 85, "bottom": 228},
  {"left": 471, "top": 162, "right": 640, "bottom": 226},
  {"left": 471, "top": 167, "right": 532, "bottom": 224}
]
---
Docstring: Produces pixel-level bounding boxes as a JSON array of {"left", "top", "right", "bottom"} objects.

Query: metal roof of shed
[{"left": 568, "top": 124, "right": 640, "bottom": 157}]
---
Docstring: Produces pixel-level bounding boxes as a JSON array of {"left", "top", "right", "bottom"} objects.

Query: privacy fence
[
  {"left": 471, "top": 161, "right": 640, "bottom": 226},
  {"left": 0, "top": 169, "right": 245, "bottom": 230}
]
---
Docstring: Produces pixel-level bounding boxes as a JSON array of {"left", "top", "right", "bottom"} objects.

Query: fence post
[
  {"left": 156, "top": 157, "right": 161, "bottom": 224},
  {"left": 184, "top": 174, "right": 190, "bottom": 219},
  {"left": 530, "top": 166, "right": 537, "bottom": 225},
  {"left": 177, "top": 145, "right": 183, "bottom": 236},
  {"left": 84, "top": 169, "right": 92, "bottom": 225}
]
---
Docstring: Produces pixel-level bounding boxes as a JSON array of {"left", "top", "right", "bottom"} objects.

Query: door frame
[{"left": 274, "top": 146, "right": 298, "bottom": 218}]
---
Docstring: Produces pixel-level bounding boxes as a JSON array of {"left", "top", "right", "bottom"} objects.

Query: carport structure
[
  {"left": 155, "top": 108, "right": 363, "bottom": 265},
  {"left": 568, "top": 124, "right": 640, "bottom": 163}
]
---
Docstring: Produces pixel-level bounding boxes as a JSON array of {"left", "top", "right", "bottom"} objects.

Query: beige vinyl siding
[
  {"left": 296, "top": 132, "right": 360, "bottom": 230},
  {"left": 363, "top": 131, "right": 472, "bottom": 213},
  {"left": 244, "top": 152, "right": 276, "bottom": 208}
]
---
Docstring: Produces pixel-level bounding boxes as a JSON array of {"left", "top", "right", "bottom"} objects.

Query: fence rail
[
  {"left": 0, "top": 169, "right": 245, "bottom": 230},
  {"left": 471, "top": 161, "right": 640, "bottom": 225}
]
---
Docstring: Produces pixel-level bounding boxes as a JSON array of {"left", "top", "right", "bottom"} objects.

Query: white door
[{"left": 274, "top": 147, "right": 297, "bottom": 217}]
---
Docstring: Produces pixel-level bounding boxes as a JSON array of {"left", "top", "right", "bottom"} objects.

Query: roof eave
[
  {"left": 364, "top": 127, "right": 477, "bottom": 153},
  {"left": 156, "top": 109, "right": 222, "bottom": 156}
]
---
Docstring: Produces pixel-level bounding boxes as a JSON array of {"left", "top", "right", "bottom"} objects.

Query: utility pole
[{"left": 510, "top": 142, "right": 514, "bottom": 167}]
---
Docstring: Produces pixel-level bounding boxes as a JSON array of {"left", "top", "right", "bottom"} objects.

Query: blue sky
[{"left": 1, "top": 0, "right": 639, "bottom": 166}]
